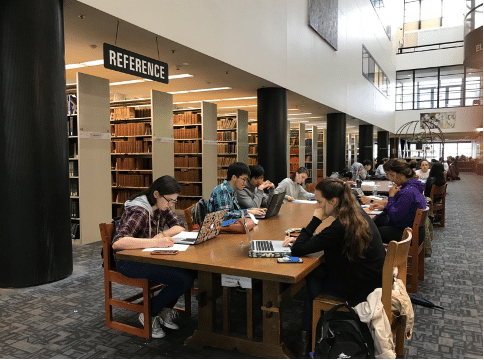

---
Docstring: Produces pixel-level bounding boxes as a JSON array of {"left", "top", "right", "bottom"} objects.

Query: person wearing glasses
[
  {"left": 236, "top": 164, "right": 275, "bottom": 209},
  {"left": 207, "top": 162, "right": 266, "bottom": 220},
  {"left": 112, "top": 175, "right": 193, "bottom": 339}
]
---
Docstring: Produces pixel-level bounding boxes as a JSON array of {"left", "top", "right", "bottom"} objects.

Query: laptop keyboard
[{"left": 254, "top": 240, "right": 274, "bottom": 252}]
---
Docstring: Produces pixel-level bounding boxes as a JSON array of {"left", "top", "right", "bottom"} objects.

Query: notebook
[
  {"left": 241, "top": 212, "right": 291, "bottom": 258},
  {"left": 254, "top": 192, "right": 285, "bottom": 219},
  {"left": 173, "top": 210, "right": 226, "bottom": 245}
]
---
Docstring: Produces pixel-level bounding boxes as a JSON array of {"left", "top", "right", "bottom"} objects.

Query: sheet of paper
[
  {"left": 369, "top": 210, "right": 383, "bottom": 215},
  {"left": 172, "top": 231, "right": 199, "bottom": 240},
  {"left": 248, "top": 212, "right": 259, "bottom": 224},
  {"left": 293, "top": 199, "right": 317, "bottom": 204},
  {"left": 143, "top": 244, "right": 190, "bottom": 252},
  {"left": 367, "top": 195, "right": 383, "bottom": 200},
  {"left": 361, "top": 181, "right": 376, "bottom": 186}
]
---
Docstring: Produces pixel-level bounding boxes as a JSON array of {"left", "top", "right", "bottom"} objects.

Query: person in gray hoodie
[
  {"left": 113, "top": 175, "right": 193, "bottom": 339},
  {"left": 236, "top": 164, "right": 275, "bottom": 209}
]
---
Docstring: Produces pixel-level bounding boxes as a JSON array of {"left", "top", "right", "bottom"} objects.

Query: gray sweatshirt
[
  {"left": 274, "top": 178, "right": 314, "bottom": 203},
  {"left": 236, "top": 181, "right": 274, "bottom": 209}
]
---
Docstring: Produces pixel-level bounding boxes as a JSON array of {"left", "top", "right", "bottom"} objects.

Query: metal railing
[{"left": 397, "top": 40, "right": 464, "bottom": 54}]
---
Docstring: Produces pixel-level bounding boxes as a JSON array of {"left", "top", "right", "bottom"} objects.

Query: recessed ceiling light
[
  {"left": 218, "top": 105, "right": 257, "bottom": 109},
  {"left": 169, "top": 87, "right": 231, "bottom": 94},
  {"left": 288, "top": 113, "right": 312, "bottom": 116}
]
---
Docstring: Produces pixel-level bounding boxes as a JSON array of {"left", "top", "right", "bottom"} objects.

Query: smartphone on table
[
  {"left": 277, "top": 257, "right": 302, "bottom": 263},
  {"left": 150, "top": 250, "right": 179, "bottom": 255}
]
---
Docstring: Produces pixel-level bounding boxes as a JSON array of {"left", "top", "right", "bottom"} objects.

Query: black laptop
[{"left": 255, "top": 192, "right": 285, "bottom": 219}]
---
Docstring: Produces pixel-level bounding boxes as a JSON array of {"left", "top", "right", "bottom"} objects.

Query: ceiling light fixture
[
  {"left": 288, "top": 112, "right": 312, "bottom": 116},
  {"left": 65, "top": 59, "right": 104, "bottom": 70},
  {"left": 169, "top": 87, "right": 231, "bottom": 95},
  {"left": 218, "top": 105, "right": 257, "bottom": 109}
]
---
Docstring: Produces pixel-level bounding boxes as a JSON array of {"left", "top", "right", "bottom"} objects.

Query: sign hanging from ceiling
[{"left": 103, "top": 43, "right": 169, "bottom": 84}]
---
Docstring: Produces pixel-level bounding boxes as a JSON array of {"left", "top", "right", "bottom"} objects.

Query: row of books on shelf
[
  {"left": 69, "top": 142, "right": 78, "bottom": 158},
  {"left": 174, "top": 127, "right": 201, "bottom": 139},
  {"left": 290, "top": 147, "right": 299, "bottom": 155},
  {"left": 68, "top": 116, "right": 77, "bottom": 136},
  {"left": 175, "top": 198, "right": 198, "bottom": 210},
  {"left": 173, "top": 112, "right": 201, "bottom": 125},
  {"left": 114, "top": 174, "right": 152, "bottom": 188},
  {"left": 248, "top": 124, "right": 258, "bottom": 133},
  {"left": 113, "top": 157, "right": 151, "bottom": 170},
  {"left": 174, "top": 156, "right": 202, "bottom": 167},
  {"left": 248, "top": 134, "right": 258, "bottom": 143},
  {"left": 249, "top": 145, "right": 257, "bottom": 155},
  {"left": 70, "top": 222, "right": 79, "bottom": 239},
  {"left": 218, "top": 143, "right": 236, "bottom": 153},
  {"left": 71, "top": 200, "right": 79, "bottom": 218},
  {"left": 290, "top": 164, "right": 299, "bottom": 172},
  {"left": 112, "top": 138, "right": 151, "bottom": 153},
  {"left": 290, "top": 138, "right": 299, "bottom": 146},
  {"left": 179, "top": 183, "right": 202, "bottom": 196},
  {"left": 218, "top": 156, "right": 237, "bottom": 167},
  {"left": 110, "top": 106, "right": 151, "bottom": 120},
  {"left": 111, "top": 123, "right": 151, "bottom": 137},
  {"left": 113, "top": 189, "right": 140, "bottom": 204},
  {"left": 67, "top": 95, "right": 77, "bottom": 116},
  {"left": 174, "top": 169, "right": 202, "bottom": 182},
  {"left": 70, "top": 181, "right": 79, "bottom": 196},
  {"left": 217, "top": 131, "right": 236, "bottom": 141},
  {"left": 218, "top": 168, "right": 227, "bottom": 179},
  {"left": 174, "top": 140, "right": 201, "bottom": 153},
  {"left": 289, "top": 156, "right": 300, "bottom": 164},
  {"left": 248, "top": 157, "right": 258, "bottom": 165},
  {"left": 217, "top": 117, "right": 236, "bottom": 129},
  {"left": 69, "top": 161, "right": 78, "bottom": 177}
]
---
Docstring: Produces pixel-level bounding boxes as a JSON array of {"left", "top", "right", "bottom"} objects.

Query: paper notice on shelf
[
  {"left": 153, "top": 137, "right": 174, "bottom": 143},
  {"left": 143, "top": 244, "right": 190, "bottom": 252},
  {"left": 203, "top": 140, "right": 218, "bottom": 146},
  {"left": 221, "top": 274, "right": 252, "bottom": 289},
  {"left": 79, "top": 131, "right": 110, "bottom": 139}
]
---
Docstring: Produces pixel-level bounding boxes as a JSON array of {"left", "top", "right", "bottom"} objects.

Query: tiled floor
[{"left": 0, "top": 173, "right": 482, "bottom": 358}]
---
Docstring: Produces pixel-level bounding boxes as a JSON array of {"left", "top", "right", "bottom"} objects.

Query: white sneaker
[
  {"left": 138, "top": 313, "right": 166, "bottom": 338},
  {"left": 158, "top": 308, "right": 180, "bottom": 330}
]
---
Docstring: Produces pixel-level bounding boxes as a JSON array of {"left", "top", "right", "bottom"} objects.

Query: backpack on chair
[{"left": 314, "top": 303, "right": 375, "bottom": 359}]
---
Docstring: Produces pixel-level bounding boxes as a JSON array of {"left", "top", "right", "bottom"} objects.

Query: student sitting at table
[
  {"left": 375, "top": 158, "right": 389, "bottom": 178},
  {"left": 207, "top": 162, "right": 266, "bottom": 220},
  {"left": 350, "top": 159, "right": 372, "bottom": 181},
  {"left": 274, "top": 166, "right": 314, "bottom": 203},
  {"left": 236, "top": 164, "right": 275, "bottom": 209},
  {"left": 112, "top": 175, "right": 193, "bottom": 339},
  {"left": 372, "top": 159, "right": 427, "bottom": 244},
  {"left": 282, "top": 178, "right": 386, "bottom": 358},
  {"left": 415, "top": 159, "right": 430, "bottom": 181},
  {"left": 424, "top": 162, "right": 446, "bottom": 197}
]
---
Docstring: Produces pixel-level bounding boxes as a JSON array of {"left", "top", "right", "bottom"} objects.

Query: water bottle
[
  {"left": 372, "top": 186, "right": 378, "bottom": 196},
  {"left": 356, "top": 179, "right": 362, "bottom": 188}
]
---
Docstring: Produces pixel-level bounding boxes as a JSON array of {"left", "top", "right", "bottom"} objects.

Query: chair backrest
[
  {"left": 411, "top": 207, "right": 428, "bottom": 247},
  {"left": 306, "top": 182, "right": 317, "bottom": 193},
  {"left": 381, "top": 230, "right": 412, "bottom": 322},
  {"left": 100, "top": 223, "right": 115, "bottom": 271},
  {"left": 184, "top": 204, "right": 197, "bottom": 231},
  {"left": 430, "top": 183, "right": 447, "bottom": 204}
]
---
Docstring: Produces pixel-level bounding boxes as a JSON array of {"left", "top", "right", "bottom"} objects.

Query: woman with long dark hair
[
  {"left": 113, "top": 175, "right": 193, "bottom": 339},
  {"left": 274, "top": 166, "right": 314, "bottom": 202},
  {"left": 283, "top": 178, "right": 386, "bottom": 357},
  {"left": 424, "top": 162, "right": 446, "bottom": 197}
]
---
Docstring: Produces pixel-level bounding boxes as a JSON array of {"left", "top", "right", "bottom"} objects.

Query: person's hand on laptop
[
  {"left": 248, "top": 208, "right": 266, "bottom": 216},
  {"left": 283, "top": 236, "right": 297, "bottom": 247}
]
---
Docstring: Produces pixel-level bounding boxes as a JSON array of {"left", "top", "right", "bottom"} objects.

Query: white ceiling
[{"left": 64, "top": 0, "right": 372, "bottom": 133}]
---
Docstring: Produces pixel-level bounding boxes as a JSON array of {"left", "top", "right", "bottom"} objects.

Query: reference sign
[{"left": 103, "top": 43, "right": 168, "bottom": 84}]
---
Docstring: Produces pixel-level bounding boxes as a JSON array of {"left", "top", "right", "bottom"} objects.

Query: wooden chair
[
  {"left": 312, "top": 229, "right": 412, "bottom": 357},
  {"left": 306, "top": 182, "right": 317, "bottom": 193},
  {"left": 406, "top": 208, "right": 428, "bottom": 294},
  {"left": 184, "top": 204, "right": 199, "bottom": 231},
  {"left": 100, "top": 223, "right": 192, "bottom": 339},
  {"left": 430, "top": 184, "right": 447, "bottom": 227}
]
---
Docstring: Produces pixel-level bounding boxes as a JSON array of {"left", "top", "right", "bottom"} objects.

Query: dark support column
[
  {"left": 358, "top": 125, "right": 374, "bottom": 163},
  {"left": 257, "top": 88, "right": 287, "bottom": 185},
  {"left": 390, "top": 138, "right": 400, "bottom": 158},
  {"left": 377, "top": 131, "right": 390, "bottom": 165},
  {"left": 0, "top": 0, "right": 73, "bottom": 287},
  {"left": 326, "top": 113, "right": 346, "bottom": 176}
]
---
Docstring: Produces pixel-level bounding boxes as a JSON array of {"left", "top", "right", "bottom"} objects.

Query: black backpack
[{"left": 314, "top": 303, "right": 375, "bottom": 359}]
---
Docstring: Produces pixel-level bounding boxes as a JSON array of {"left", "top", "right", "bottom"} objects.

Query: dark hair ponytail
[
  {"left": 291, "top": 167, "right": 309, "bottom": 181},
  {"left": 135, "top": 175, "right": 181, "bottom": 206},
  {"left": 315, "top": 178, "right": 372, "bottom": 261}
]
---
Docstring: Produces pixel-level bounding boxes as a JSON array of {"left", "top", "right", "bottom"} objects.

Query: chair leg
[
  {"left": 312, "top": 302, "right": 324, "bottom": 353},
  {"left": 407, "top": 257, "right": 418, "bottom": 293},
  {"left": 418, "top": 251, "right": 425, "bottom": 281},
  {"left": 441, "top": 208, "right": 445, "bottom": 227},
  {"left": 395, "top": 319, "right": 406, "bottom": 357}
]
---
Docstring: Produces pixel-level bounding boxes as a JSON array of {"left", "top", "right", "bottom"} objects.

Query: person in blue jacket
[{"left": 373, "top": 159, "right": 427, "bottom": 243}]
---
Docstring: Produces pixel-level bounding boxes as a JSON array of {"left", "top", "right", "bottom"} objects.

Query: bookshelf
[
  {"left": 288, "top": 123, "right": 305, "bottom": 176},
  {"left": 68, "top": 72, "right": 111, "bottom": 245},
  {"left": 216, "top": 109, "right": 249, "bottom": 183},
  {"left": 173, "top": 102, "right": 217, "bottom": 210},
  {"left": 317, "top": 128, "right": 325, "bottom": 182},
  {"left": 304, "top": 127, "right": 318, "bottom": 184},
  {"left": 346, "top": 134, "right": 358, "bottom": 167},
  {"left": 110, "top": 90, "right": 173, "bottom": 218},
  {"left": 248, "top": 120, "right": 258, "bottom": 165}
]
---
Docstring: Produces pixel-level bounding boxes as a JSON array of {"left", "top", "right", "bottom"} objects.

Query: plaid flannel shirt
[{"left": 207, "top": 180, "right": 248, "bottom": 220}]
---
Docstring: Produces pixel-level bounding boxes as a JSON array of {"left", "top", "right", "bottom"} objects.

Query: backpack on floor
[{"left": 314, "top": 303, "right": 375, "bottom": 359}]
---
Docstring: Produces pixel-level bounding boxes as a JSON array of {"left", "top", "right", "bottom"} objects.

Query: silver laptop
[{"left": 254, "top": 192, "right": 285, "bottom": 219}]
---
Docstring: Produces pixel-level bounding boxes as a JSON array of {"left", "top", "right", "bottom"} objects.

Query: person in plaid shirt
[
  {"left": 113, "top": 175, "right": 193, "bottom": 339},
  {"left": 207, "top": 162, "right": 266, "bottom": 220}
]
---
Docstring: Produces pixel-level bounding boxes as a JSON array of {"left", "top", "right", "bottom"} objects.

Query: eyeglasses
[
  {"left": 162, "top": 195, "right": 178, "bottom": 204},
  {"left": 238, "top": 176, "right": 249, "bottom": 181}
]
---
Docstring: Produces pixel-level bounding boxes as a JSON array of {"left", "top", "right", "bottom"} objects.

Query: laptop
[
  {"left": 241, "top": 212, "right": 292, "bottom": 258},
  {"left": 173, "top": 210, "right": 226, "bottom": 245},
  {"left": 254, "top": 192, "right": 286, "bottom": 219}
]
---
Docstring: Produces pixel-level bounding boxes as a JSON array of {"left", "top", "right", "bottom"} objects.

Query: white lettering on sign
[
  {"left": 123, "top": 54, "right": 128, "bottom": 69},
  {"left": 154, "top": 64, "right": 160, "bottom": 77},
  {"left": 142, "top": 60, "right": 147, "bottom": 74},
  {"left": 135, "top": 58, "right": 141, "bottom": 73},
  {"left": 116, "top": 52, "right": 122, "bottom": 67},
  {"left": 109, "top": 50, "right": 116, "bottom": 66},
  {"left": 160, "top": 65, "right": 165, "bottom": 78},
  {"left": 147, "top": 62, "right": 153, "bottom": 76}
]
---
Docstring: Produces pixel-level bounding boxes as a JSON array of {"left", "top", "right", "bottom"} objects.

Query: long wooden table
[
  {"left": 361, "top": 179, "right": 392, "bottom": 195},
  {"left": 116, "top": 202, "right": 324, "bottom": 358}
]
